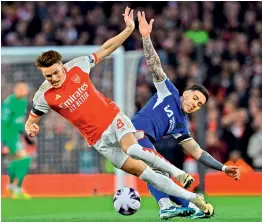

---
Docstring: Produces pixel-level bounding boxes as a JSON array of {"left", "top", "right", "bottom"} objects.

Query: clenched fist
[
  {"left": 26, "top": 123, "right": 40, "bottom": 138},
  {"left": 225, "top": 166, "right": 241, "bottom": 180}
]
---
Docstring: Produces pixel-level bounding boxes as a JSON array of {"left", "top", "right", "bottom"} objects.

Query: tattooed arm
[
  {"left": 137, "top": 11, "right": 166, "bottom": 82},
  {"left": 180, "top": 138, "right": 225, "bottom": 171},
  {"left": 181, "top": 138, "right": 240, "bottom": 179},
  {"left": 142, "top": 36, "right": 167, "bottom": 82}
]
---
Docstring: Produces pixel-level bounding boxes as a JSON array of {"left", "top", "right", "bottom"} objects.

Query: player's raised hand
[
  {"left": 225, "top": 166, "right": 241, "bottom": 180},
  {"left": 27, "top": 123, "right": 40, "bottom": 138},
  {"left": 137, "top": 11, "right": 154, "bottom": 37},
  {"left": 122, "top": 7, "right": 135, "bottom": 31}
]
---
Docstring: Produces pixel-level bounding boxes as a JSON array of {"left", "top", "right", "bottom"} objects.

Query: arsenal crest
[{"left": 72, "top": 74, "right": 80, "bottom": 83}]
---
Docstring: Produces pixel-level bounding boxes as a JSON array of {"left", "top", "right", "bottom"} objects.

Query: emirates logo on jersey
[
  {"left": 58, "top": 82, "right": 89, "bottom": 112},
  {"left": 72, "top": 74, "right": 80, "bottom": 83}
]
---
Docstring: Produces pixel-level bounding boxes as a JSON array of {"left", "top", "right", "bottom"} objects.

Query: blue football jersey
[{"left": 132, "top": 78, "right": 191, "bottom": 143}]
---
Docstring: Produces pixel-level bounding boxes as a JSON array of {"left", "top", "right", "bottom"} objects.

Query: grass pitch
[{"left": 2, "top": 196, "right": 262, "bottom": 222}]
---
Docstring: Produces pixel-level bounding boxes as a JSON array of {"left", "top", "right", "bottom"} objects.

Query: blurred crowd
[{"left": 2, "top": 2, "right": 262, "bottom": 172}]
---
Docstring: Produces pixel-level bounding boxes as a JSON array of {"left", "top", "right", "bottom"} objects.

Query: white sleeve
[
  {"left": 32, "top": 81, "right": 51, "bottom": 116},
  {"left": 64, "top": 54, "right": 97, "bottom": 74},
  {"left": 153, "top": 78, "right": 171, "bottom": 109}
]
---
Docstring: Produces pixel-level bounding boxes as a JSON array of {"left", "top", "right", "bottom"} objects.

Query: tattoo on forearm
[
  {"left": 199, "top": 151, "right": 224, "bottom": 171},
  {"left": 193, "top": 142, "right": 200, "bottom": 150},
  {"left": 142, "top": 36, "right": 166, "bottom": 82}
]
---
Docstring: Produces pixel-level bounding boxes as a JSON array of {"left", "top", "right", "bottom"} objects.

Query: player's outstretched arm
[
  {"left": 181, "top": 138, "right": 240, "bottom": 180},
  {"left": 137, "top": 11, "right": 166, "bottom": 82},
  {"left": 94, "top": 6, "right": 135, "bottom": 63},
  {"left": 25, "top": 115, "right": 41, "bottom": 138}
]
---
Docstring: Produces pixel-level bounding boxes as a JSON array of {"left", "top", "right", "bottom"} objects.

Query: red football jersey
[{"left": 31, "top": 54, "right": 120, "bottom": 145}]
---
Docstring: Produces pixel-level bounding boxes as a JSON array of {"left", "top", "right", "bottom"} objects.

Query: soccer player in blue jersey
[{"left": 133, "top": 11, "right": 241, "bottom": 220}]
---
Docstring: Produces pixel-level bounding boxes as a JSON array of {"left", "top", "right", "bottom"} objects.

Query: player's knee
[
  {"left": 121, "top": 157, "right": 146, "bottom": 177},
  {"left": 153, "top": 168, "right": 169, "bottom": 177},
  {"left": 126, "top": 144, "right": 142, "bottom": 159}
]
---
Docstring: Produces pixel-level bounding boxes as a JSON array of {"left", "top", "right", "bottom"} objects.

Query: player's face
[
  {"left": 181, "top": 90, "right": 207, "bottom": 114},
  {"left": 40, "top": 63, "right": 65, "bottom": 88},
  {"left": 14, "top": 82, "right": 29, "bottom": 98}
]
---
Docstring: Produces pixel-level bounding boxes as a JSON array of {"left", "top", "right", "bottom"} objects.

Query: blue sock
[
  {"left": 169, "top": 195, "right": 190, "bottom": 207},
  {"left": 139, "top": 136, "right": 175, "bottom": 206},
  {"left": 148, "top": 183, "right": 190, "bottom": 207},
  {"left": 147, "top": 184, "right": 169, "bottom": 202}
]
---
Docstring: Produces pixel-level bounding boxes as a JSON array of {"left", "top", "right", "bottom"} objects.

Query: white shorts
[{"left": 93, "top": 112, "right": 136, "bottom": 169}]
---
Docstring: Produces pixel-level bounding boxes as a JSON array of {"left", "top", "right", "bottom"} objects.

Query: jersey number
[
  {"left": 164, "top": 105, "right": 174, "bottom": 118},
  {"left": 117, "top": 119, "right": 125, "bottom": 129}
]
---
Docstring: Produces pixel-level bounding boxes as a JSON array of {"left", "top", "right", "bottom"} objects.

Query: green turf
[{"left": 2, "top": 196, "right": 262, "bottom": 222}]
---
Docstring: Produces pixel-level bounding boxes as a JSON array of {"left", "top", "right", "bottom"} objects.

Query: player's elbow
[{"left": 189, "top": 148, "right": 203, "bottom": 160}]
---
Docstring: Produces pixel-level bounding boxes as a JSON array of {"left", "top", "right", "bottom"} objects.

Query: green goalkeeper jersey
[{"left": 1, "top": 94, "right": 28, "bottom": 139}]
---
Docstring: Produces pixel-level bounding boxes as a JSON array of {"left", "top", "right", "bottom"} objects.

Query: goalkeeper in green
[{"left": 2, "top": 81, "right": 32, "bottom": 199}]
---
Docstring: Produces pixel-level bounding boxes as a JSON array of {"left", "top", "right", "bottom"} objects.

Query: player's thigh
[
  {"left": 93, "top": 137, "right": 129, "bottom": 169},
  {"left": 112, "top": 112, "right": 137, "bottom": 152},
  {"left": 120, "top": 157, "right": 147, "bottom": 177}
]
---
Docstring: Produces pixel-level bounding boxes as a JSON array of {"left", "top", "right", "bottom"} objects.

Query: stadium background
[{"left": 1, "top": 1, "right": 262, "bottom": 221}]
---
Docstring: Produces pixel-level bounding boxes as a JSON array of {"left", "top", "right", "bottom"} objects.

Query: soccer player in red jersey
[{"left": 25, "top": 7, "right": 214, "bottom": 216}]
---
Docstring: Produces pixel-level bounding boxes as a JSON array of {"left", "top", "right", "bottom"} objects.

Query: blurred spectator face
[
  {"left": 14, "top": 82, "right": 29, "bottom": 98},
  {"left": 5, "top": 32, "right": 21, "bottom": 46},
  {"left": 225, "top": 2, "right": 240, "bottom": 18},
  {"left": 207, "top": 109, "right": 219, "bottom": 131},
  {"left": 253, "top": 56, "right": 262, "bottom": 74},
  {"left": 191, "top": 20, "right": 201, "bottom": 30},
  {"left": 206, "top": 131, "right": 219, "bottom": 146},
  {"left": 235, "top": 77, "right": 247, "bottom": 92},
  {"left": 255, "top": 22, "right": 262, "bottom": 35},
  {"left": 181, "top": 89, "right": 207, "bottom": 113},
  {"left": 223, "top": 99, "right": 236, "bottom": 114},
  {"left": 216, "top": 40, "right": 225, "bottom": 53},
  {"left": 228, "top": 92, "right": 239, "bottom": 104},
  {"left": 250, "top": 88, "right": 261, "bottom": 98},
  {"left": 230, "top": 150, "right": 241, "bottom": 162},
  {"left": 244, "top": 10, "right": 256, "bottom": 26},
  {"left": 249, "top": 97, "right": 261, "bottom": 116},
  {"left": 16, "top": 21, "right": 28, "bottom": 36},
  {"left": 237, "top": 109, "right": 247, "bottom": 123},
  {"left": 236, "top": 33, "right": 248, "bottom": 53},
  {"left": 40, "top": 62, "right": 65, "bottom": 88},
  {"left": 251, "top": 40, "right": 261, "bottom": 56},
  {"left": 34, "top": 33, "right": 47, "bottom": 46},
  {"left": 136, "top": 84, "right": 151, "bottom": 108},
  {"left": 203, "top": 2, "right": 214, "bottom": 11},
  {"left": 203, "top": 17, "right": 212, "bottom": 31},
  {"left": 177, "top": 65, "right": 188, "bottom": 77},
  {"left": 228, "top": 41, "right": 237, "bottom": 54},
  {"left": 207, "top": 96, "right": 218, "bottom": 110},
  {"left": 230, "top": 60, "right": 240, "bottom": 73},
  {"left": 253, "top": 112, "right": 262, "bottom": 129},
  {"left": 42, "top": 20, "right": 52, "bottom": 33}
]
